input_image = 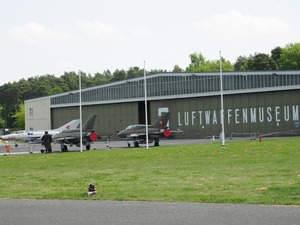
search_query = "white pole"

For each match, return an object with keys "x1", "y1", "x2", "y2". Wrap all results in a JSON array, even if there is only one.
[
  {"x1": 220, "y1": 51, "x2": 225, "y2": 146},
  {"x1": 144, "y1": 61, "x2": 149, "y2": 149},
  {"x1": 79, "y1": 70, "x2": 83, "y2": 152}
]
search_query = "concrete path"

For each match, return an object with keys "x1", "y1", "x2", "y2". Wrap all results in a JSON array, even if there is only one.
[
  {"x1": 0, "y1": 137, "x2": 244, "y2": 155},
  {"x1": 0, "y1": 199, "x2": 299, "y2": 225}
]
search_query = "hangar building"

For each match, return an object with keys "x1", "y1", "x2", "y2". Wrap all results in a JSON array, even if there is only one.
[{"x1": 25, "y1": 71, "x2": 300, "y2": 139}]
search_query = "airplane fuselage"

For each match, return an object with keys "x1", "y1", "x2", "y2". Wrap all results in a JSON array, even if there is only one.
[
  {"x1": 117, "y1": 125, "x2": 162, "y2": 139},
  {"x1": 52, "y1": 130, "x2": 90, "y2": 144},
  {"x1": 1, "y1": 130, "x2": 60, "y2": 142},
  {"x1": 0, "y1": 119, "x2": 80, "y2": 144}
]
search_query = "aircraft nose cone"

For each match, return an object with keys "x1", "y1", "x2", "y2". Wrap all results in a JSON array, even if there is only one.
[{"x1": 117, "y1": 130, "x2": 125, "y2": 137}]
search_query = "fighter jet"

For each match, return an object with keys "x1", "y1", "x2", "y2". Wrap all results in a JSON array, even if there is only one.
[
  {"x1": 0, "y1": 119, "x2": 80, "y2": 147},
  {"x1": 52, "y1": 114, "x2": 98, "y2": 152},
  {"x1": 117, "y1": 112, "x2": 172, "y2": 147}
]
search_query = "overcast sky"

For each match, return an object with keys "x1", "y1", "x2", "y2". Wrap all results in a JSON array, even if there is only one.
[{"x1": 0, "y1": 0, "x2": 299, "y2": 85}]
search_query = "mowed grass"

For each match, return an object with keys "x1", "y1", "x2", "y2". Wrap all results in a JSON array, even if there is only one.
[{"x1": 0, "y1": 138, "x2": 299, "y2": 205}]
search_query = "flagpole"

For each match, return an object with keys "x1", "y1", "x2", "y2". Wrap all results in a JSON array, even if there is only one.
[
  {"x1": 79, "y1": 70, "x2": 83, "y2": 152},
  {"x1": 144, "y1": 61, "x2": 149, "y2": 149},
  {"x1": 220, "y1": 51, "x2": 225, "y2": 146}
]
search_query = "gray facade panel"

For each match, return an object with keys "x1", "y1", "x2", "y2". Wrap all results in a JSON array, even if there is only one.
[
  {"x1": 150, "y1": 90, "x2": 300, "y2": 139},
  {"x1": 51, "y1": 107, "x2": 78, "y2": 129},
  {"x1": 50, "y1": 89, "x2": 300, "y2": 140},
  {"x1": 51, "y1": 102, "x2": 139, "y2": 140}
]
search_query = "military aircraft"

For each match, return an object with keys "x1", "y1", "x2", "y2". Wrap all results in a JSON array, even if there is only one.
[
  {"x1": 52, "y1": 114, "x2": 98, "y2": 152},
  {"x1": 117, "y1": 112, "x2": 173, "y2": 147},
  {"x1": 0, "y1": 119, "x2": 80, "y2": 147}
]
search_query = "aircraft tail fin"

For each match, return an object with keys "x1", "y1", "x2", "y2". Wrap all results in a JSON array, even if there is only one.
[
  {"x1": 56, "y1": 119, "x2": 80, "y2": 131},
  {"x1": 82, "y1": 114, "x2": 97, "y2": 131},
  {"x1": 152, "y1": 112, "x2": 171, "y2": 128}
]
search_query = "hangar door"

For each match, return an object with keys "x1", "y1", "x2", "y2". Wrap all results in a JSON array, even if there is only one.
[{"x1": 138, "y1": 101, "x2": 151, "y2": 124}]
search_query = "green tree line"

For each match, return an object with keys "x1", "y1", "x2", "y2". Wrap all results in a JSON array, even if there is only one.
[{"x1": 1, "y1": 43, "x2": 300, "y2": 130}]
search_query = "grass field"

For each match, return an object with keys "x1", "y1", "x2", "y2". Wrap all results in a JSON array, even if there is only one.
[{"x1": 0, "y1": 138, "x2": 299, "y2": 205}]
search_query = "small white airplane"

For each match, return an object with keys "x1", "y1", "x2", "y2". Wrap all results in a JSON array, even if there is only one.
[{"x1": 0, "y1": 119, "x2": 80, "y2": 147}]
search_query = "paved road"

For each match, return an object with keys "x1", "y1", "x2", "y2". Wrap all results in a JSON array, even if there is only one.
[
  {"x1": 0, "y1": 199, "x2": 299, "y2": 225},
  {"x1": 0, "y1": 132, "x2": 295, "y2": 156},
  {"x1": 0, "y1": 138, "x2": 221, "y2": 155}
]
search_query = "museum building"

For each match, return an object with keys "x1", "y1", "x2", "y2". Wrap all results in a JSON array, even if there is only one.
[{"x1": 25, "y1": 70, "x2": 300, "y2": 139}]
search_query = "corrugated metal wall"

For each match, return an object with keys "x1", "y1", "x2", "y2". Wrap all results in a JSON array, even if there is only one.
[{"x1": 51, "y1": 89, "x2": 300, "y2": 139}]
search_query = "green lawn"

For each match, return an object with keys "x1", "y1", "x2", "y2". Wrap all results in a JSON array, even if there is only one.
[{"x1": 0, "y1": 138, "x2": 299, "y2": 205}]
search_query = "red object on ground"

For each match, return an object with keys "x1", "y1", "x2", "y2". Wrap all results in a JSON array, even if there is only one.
[
  {"x1": 5, "y1": 142, "x2": 10, "y2": 153},
  {"x1": 163, "y1": 129, "x2": 171, "y2": 137},
  {"x1": 89, "y1": 132, "x2": 98, "y2": 141}
]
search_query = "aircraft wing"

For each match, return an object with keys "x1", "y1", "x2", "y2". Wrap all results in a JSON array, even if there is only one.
[
  {"x1": 54, "y1": 136, "x2": 77, "y2": 141},
  {"x1": 26, "y1": 138, "x2": 43, "y2": 144},
  {"x1": 54, "y1": 136, "x2": 79, "y2": 141},
  {"x1": 123, "y1": 132, "x2": 161, "y2": 140},
  {"x1": 168, "y1": 129, "x2": 184, "y2": 138},
  {"x1": 53, "y1": 133, "x2": 82, "y2": 143},
  {"x1": 96, "y1": 131, "x2": 113, "y2": 140},
  {"x1": 53, "y1": 135, "x2": 89, "y2": 149},
  {"x1": 122, "y1": 128, "x2": 183, "y2": 141},
  {"x1": 128, "y1": 133, "x2": 141, "y2": 137}
]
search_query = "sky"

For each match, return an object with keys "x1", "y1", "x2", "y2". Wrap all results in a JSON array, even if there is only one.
[{"x1": 0, "y1": 0, "x2": 299, "y2": 85}]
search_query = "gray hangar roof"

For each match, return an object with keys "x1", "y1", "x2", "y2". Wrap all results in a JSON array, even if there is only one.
[{"x1": 31, "y1": 71, "x2": 300, "y2": 108}]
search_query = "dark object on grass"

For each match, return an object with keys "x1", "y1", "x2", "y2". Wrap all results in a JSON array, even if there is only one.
[{"x1": 87, "y1": 183, "x2": 97, "y2": 195}]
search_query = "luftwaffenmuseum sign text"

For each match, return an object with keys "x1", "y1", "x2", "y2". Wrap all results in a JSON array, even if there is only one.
[{"x1": 178, "y1": 105, "x2": 299, "y2": 126}]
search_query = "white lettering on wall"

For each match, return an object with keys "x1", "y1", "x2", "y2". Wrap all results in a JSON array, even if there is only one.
[
  {"x1": 275, "y1": 106, "x2": 280, "y2": 122},
  {"x1": 235, "y1": 109, "x2": 240, "y2": 124},
  {"x1": 199, "y1": 111, "x2": 203, "y2": 125},
  {"x1": 227, "y1": 109, "x2": 232, "y2": 124},
  {"x1": 250, "y1": 108, "x2": 256, "y2": 123},
  {"x1": 267, "y1": 107, "x2": 272, "y2": 122},
  {"x1": 184, "y1": 112, "x2": 189, "y2": 125},
  {"x1": 284, "y1": 106, "x2": 289, "y2": 121},
  {"x1": 191, "y1": 111, "x2": 196, "y2": 125},
  {"x1": 259, "y1": 107, "x2": 264, "y2": 122},
  {"x1": 293, "y1": 105, "x2": 299, "y2": 120},
  {"x1": 177, "y1": 105, "x2": 299, "y2": 127},
  {"x1": 177, "y1": 112, "x2": 182, "y2": 126},
  {"x1": 205, "y1": 111, "x2": 210, "y2": 125},
  {"x1": 243, "y1": 108, "x2": 248, "y2": 123},
  {"x1": 178, "y1": 112, "x2": 182, "y2": 126},
  {"x1": 212, "y1": 110, "x2": 217, "y2": 124}
]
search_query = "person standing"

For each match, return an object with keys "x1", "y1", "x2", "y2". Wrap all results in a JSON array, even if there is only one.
[{"x1": 41, "y1": 131, "x2": 52, "y2": 153}]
